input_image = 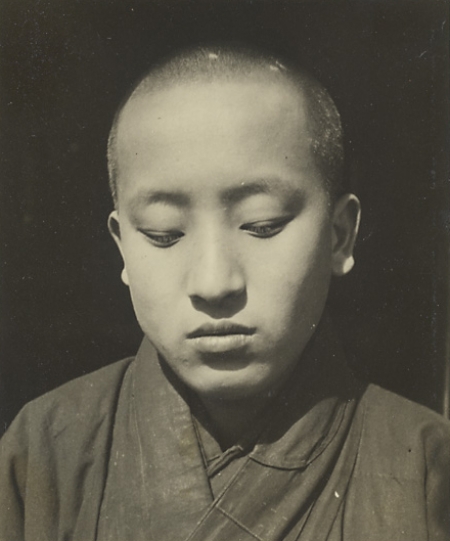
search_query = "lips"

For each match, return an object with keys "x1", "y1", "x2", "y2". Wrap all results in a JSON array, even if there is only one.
[
  {"x1": 187, "y1": 322, "x2": 255, "y2": 339},
  {"x1": 187, "y1": 322, "x2": 255, "y2": 353}
]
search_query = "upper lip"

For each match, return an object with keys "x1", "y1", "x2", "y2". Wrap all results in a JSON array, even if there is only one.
[{"x1": 187, "y1": 322, "x2": 255, "y2": 339}]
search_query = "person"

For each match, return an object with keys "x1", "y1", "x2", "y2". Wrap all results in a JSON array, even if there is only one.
[{"x1": 0, "y1": 44, "x2": 449, "y2": 541}]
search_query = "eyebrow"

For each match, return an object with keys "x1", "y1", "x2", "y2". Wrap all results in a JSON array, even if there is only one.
[
  {"x1": 221, "y1": 178, "x2": 304, "y2": 205},
  {"x1": 128, "y1": 177, "x2": 304, "y2": 211},
  {"x1": 129, "y1": 189, "x2": 190, "y2": 211}
]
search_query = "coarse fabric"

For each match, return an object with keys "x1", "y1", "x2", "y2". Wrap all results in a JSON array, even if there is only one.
[{"x1": 1, "y1": 320, "x2": 449, "y2": 541}]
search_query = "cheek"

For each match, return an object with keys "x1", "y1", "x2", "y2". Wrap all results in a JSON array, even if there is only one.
[
  {"x1": 254, "y1": 222, "x2": 331, "y2": 288},
  {"x1": 248, "y1": 221, "x2": 332, "y2": 320},
  {"x1": 121, "y1": 238, "x2": 179, "y2": 312}
]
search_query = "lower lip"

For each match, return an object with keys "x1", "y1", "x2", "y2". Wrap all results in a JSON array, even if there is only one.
[{"x1": 188, "y1": 334, "x2": 254, "y2": 353}]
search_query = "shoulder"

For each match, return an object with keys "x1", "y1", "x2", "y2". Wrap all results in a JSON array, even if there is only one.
[
  {"x1": 356, "y1": 384, "x2": 450, "y2": 477},
  {"x1": 361, "y1": 384, "x2": 450, "y2": 438},
  {"x1": 4, "y1": 356, "x2": 135, "y2": 444},
  {"x1": 347, "y1": 385, "x2": 450, "y2": 537},
  {"x1": 0, "y1": 357, "x2": 136, "y2": 533}
]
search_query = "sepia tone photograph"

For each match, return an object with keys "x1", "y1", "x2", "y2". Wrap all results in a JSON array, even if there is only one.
[{"x1": 0, "y1": 1, "x2": 449, "y2": 539}]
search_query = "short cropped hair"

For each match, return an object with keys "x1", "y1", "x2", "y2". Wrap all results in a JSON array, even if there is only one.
[{"x1": 107, "y1": 44, "x2": 345, "y2": 204}]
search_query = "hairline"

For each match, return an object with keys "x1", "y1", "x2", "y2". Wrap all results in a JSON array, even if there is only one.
[{"x1": 107, "y1": 47, "x2": 345, "y2": 207}]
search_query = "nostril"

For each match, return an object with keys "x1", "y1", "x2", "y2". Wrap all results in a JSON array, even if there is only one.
[
  {"x1": 186, "y1": 264, "x2": 245, "y2": 302},
  {"x1": 186, "y1": 235, "x2": 246, "y2": 302},
  {"x1": 190, "y1": 289, "x2": 247, "y2": 319}
]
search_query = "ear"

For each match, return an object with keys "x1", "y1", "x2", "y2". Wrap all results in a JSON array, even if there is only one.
[
  {"x1": 331, "y1": 194, "x2": 361, "y2": 276},
  {"x1": 108, "y1": 210, "x2": 129, "y2": 286}
]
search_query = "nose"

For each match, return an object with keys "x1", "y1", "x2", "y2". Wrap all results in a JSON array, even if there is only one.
[{"x1": 186, "y1": 232, "x2": 246, "y2": 310}]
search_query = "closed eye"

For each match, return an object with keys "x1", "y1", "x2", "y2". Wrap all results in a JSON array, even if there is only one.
[
  {"x1": 240, "y1": 217, "x2": 293, "y2": 238},
  {"x1": 139, "y1": 229, "x2": 184, "y2": 248}
]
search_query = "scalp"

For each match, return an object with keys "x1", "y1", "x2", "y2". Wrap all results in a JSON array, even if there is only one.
[{"x1": 108, "y1": 44, "x2": 344, "y2": 205}]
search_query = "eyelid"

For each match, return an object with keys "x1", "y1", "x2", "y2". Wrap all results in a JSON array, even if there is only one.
[
  {"x1": 138, "y1": 228, "x2": 184, "y2": 247},
  {"x1": 240, "y1": 216, "x2": 293, "y2": 237}
]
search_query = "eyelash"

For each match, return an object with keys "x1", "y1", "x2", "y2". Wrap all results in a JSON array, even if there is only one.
[
  {"x1": 139, "y1": 217, "x2": 292, "y2": 247},
  {"x1": 241, "y1": 217, "x2": 292, "y2": 238},
  {"x1": 139, "y1": 230, "x2": 185, "y2": 248}
]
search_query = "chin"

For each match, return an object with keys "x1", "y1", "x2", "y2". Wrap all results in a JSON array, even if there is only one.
[{"x1": 187, "y1": 366, "x2": 275, "y2": 402}]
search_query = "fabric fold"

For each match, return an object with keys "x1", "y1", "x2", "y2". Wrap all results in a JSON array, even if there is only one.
[{"x1": 97, "y1": 317, "x2": 368, "y2": 541}]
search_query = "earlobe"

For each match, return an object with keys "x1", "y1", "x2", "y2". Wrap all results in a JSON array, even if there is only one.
[
  {"x1": 121, "y1": 268, "x2": 130, "y2": 286},
  {"x1": 108, "y1": 210, "x2": 129, "y2": 286},
  {"x1": 331, "y1": 194, "x2": 361, "y2": 276},
  {"x1": 341, "y1": 255, "x2": 355, "y2": 275}
]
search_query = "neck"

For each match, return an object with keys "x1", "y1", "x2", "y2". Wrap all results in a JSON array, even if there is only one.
[{"x1": 198, "y1": 392, "x2": 274, "y2": 450}]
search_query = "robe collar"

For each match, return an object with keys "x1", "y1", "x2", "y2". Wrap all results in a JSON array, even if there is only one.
[
  {"x1": 133, "y1": 313, "x2": 363, "y2": 472},
  {"x1": 98, "y1": 313, "x2": 366, "y2": 541}
]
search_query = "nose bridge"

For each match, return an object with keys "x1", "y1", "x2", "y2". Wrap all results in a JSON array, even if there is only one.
[{"x1": 187, "y1": 226, "x2": 244, "y2": 301}]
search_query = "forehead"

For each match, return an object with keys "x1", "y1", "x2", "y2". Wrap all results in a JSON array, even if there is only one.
[
  {"x1": 114, "y1": 78, "x2": 323, "y2": 204},
  {"x1": 119, "y1": 77, "x2": 307, "y2": 139}
]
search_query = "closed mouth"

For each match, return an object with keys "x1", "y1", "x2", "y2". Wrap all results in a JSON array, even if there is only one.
[{"x1": 187, "y1": 322, "x2": 255, "y2": 339}]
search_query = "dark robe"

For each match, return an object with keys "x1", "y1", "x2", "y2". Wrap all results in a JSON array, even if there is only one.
[{"x1": 1, "y1": 320, "x2": 449, "y2": 541}]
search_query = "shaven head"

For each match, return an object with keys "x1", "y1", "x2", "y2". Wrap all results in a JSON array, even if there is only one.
[{"x1": 107, "y1": 44, "x2": 344, "y2": 205}]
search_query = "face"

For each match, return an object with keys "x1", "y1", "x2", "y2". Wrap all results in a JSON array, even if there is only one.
[{"x1": 110, "y1": 78, "x2": 358, "y2": 402}]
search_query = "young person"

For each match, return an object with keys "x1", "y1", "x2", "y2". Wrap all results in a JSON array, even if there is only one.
[{"x1": 1, "y1": 44, "x2": 449, "y2": 541}]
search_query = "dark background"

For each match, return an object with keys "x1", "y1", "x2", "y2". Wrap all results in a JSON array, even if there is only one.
[{"x1": 1, "y1": 0, "x2": 449, "y2": 433}]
